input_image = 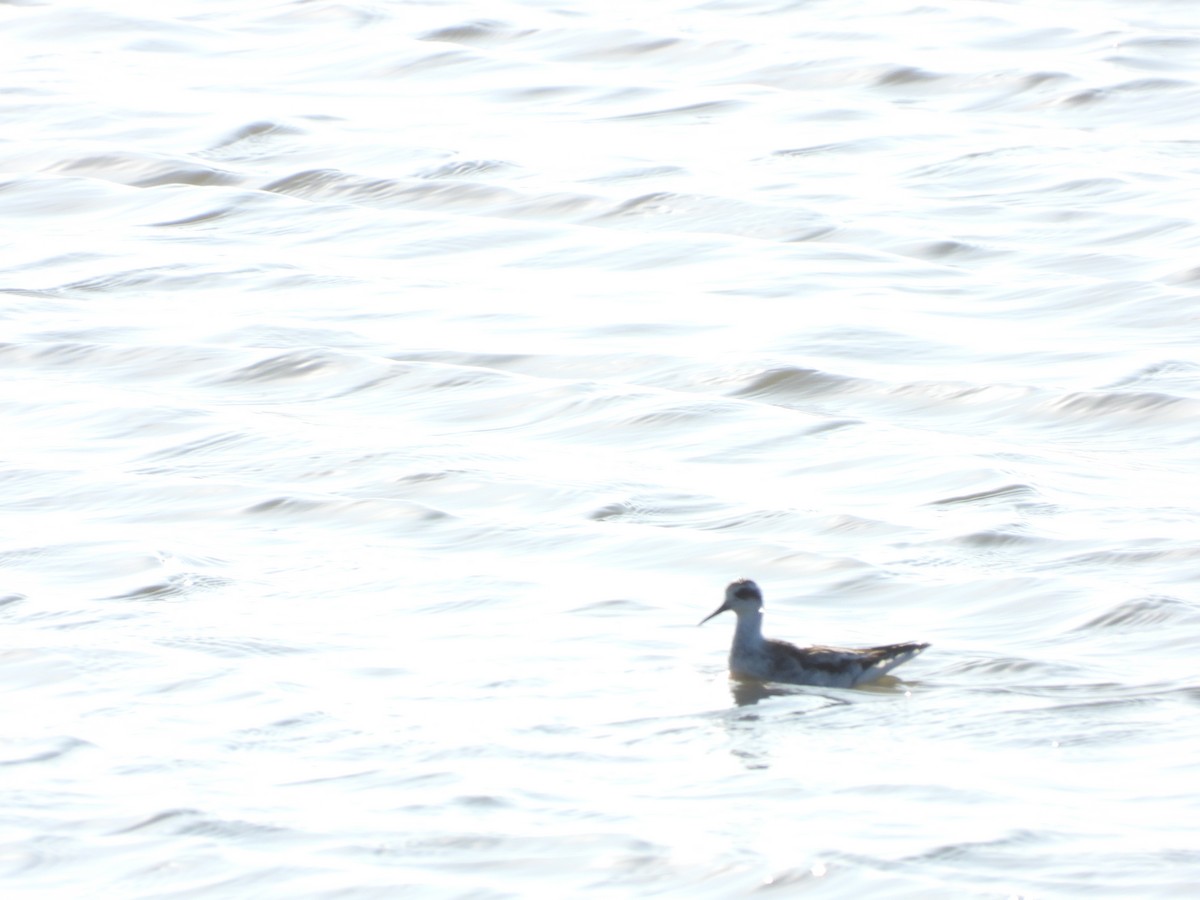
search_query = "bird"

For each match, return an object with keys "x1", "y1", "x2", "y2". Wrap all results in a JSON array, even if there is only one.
[{"x1": 699, "y1": 578, "x2": 928, "y2": 687}]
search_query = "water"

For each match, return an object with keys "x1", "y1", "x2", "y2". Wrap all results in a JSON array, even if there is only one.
[{"x1": 3, "y1": 0, "x2": 1200, "y2": 895}]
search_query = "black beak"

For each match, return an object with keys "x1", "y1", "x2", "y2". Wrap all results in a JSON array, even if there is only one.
[{"x1": 698, "y1": 601, "x2": 731, "y2": 626}]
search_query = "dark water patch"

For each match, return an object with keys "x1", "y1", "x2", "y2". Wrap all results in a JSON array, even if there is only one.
[
  {"x1": 419, "y1": 367, "x2": 509, "y2": 391},
  {"x1": 685, "y1": 417, "x2": 861, "y2": 466},
  {"x1": 384, "y1": 830, "x2": 665, "y2": 876},
  {"x1": 228, "y1": 350, "x2": 335, "y2": 382},
  {"x1": 880, "y1": 378, "x2": 1024, "y2": 414},
  {"x1": 726, "y1": 681, "x2": 860, "y2": 709},
  {"x1": 455, "y1": 794, "x2": 510, "y2": 809},
  {"x1": 1118, "y1": 35, "x2": 1200, "y2": 54},
  {"x1": 0, "y1": 736, "x2": 93, "y2": 767},
  {"x1": 1053, "y1": 78, "x2": 1200, "y2": 123},
  {"x1": 394, "y1": 469, "x2": 460, "y2": 485},
  {"x1": 587, "y1": 494, "x2": 726, "y2": 526},
  {"x1": 1056, "y1": 176, "x2": 1126, "y2": 194},
  {"x1": 893, "y1": 238, "x2": 998, "y2": 262},
  {"x1": 112, "y1": 808, "x2": 204, "y2": 834},
  {"x1": 575, "y1": 35, "x2": 682, "y2": 59},
  {"x1": 243, "y1": 495, "x2": 450, "y2": 525},
  {"x1": 1014, "y1": 70, "x2": 1073, "y2": 91},
  {"x1": 281, "y1": 768, "x2": 390, "y2": 791},
  {"x1": 498, "y1": 84, "x2": 592, "y2": 103},
  {"x1": 143, "y1": 672, "x2": 232, "y2": 696},
  {"x1": 903, "y1": 828, "x2": 1045, "y2": 864},
  {"x1": 204, "y1": 350, "x2": 386, "y2": 400},
  {"x1": 702, "y1": 509, "x2": 797, "y2": 533},
  {"x1": 1101, "y1": 359, "x2": 1200, "y2": 394},
  {"x1": 114, "y1": 808, "x2": 295, "y2": 841},
  {"x1": 231, "y1": 712, "x2": 342, "y2": 747},
  {"x1": 540, "y1": 28, "x2": 747, "y2": 66},
  {"x1": 244, "y1": 495, "x2": 335, "y2": 516},
  {"x1": 142, "y1": 432, "x2": 254, "y2": 462},
  {"x1": 0, "y1": 288, "x2": 78, "y2": 306},
  {"x1": 950, "y1": 529, "x2": 1043, "y2": 550},
  {"x1": 419, "y1": 19, "x2": 535, "y2": 47},
  {"x1": 6, "y1": 340, "x2": 107, "y2": 369},
  {"x1": 1072, "y1": 595, "x2": 1200, "y2": 632},
  {"x1": 0, "y1": 342, "x2": 232, "y2": 389},
  {"x1": 1058, "y1": 88, "x2": 1106, "y2": 107},
  {"x1": 1106, "y1": 77, "x2": 1196, "y2": 94},
  {"x1": 772, "y1": 137, "x2": 900, "y2": 158},
  {"x1": 263, "y1": 167, "x2": 519, "y2": 213},
  {"x1": 202, "y1": 120, "x2": 306, "y2": 157},
  {"x1": 949, "y1": 69, "x2": 1075, "y2": 112},
  {"x1": 391, "y1": 348, "x2": 528, "y2": 369},
  {"x1": 47, "y1": 152, "x2": 242, "y2": 188},
  {"x1": 149, "y1": 203, "x2": 249, "y2": 228},
  {"x1": 623, "y1": 402, "x2": 738, "y2": 431},
  {"x1": 730, "y1": 366, "x2": 860, "y2": 402},
  {"x1": 417, "y1": 159, "x2": 516, "y2": 180},
  {"x1": 101, "y1": 574, "x2": 230, "y2": 602},
  {"x1": 879, "y1": 829, "x2": 1058, "y2": 891},
  {"x1": 589, "y1": 502, "x2": 635, "y2": 521},
  {"x1": 928, "y1": 483, "x2": 1038, "y2": 507},
  {"x1": 875, "y1": 65, "x2": 945, "y2": 87},
  {"x1": 946, "y1": 656, "x2": 1078, "y2": 680},
  {"x1": 1038, "y1": 389, "x2": 1196, "y2": 429},
  {"x1": 62, "y1": 264, "x2": 210, "y2": 293}
]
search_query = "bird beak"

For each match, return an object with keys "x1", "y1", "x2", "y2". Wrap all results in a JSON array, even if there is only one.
[{"x1": 698, "y1": 601, "x2": 731, "y2": 626}]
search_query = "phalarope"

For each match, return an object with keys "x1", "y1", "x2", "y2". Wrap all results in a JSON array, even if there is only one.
[{"x1": 700, "y1": 579, "x2": 928, "y2": 687}]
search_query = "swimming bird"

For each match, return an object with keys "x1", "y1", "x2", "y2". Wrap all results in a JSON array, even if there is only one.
[{"x1": 700, "y1": 578, "x2": 928, "y2": 687}]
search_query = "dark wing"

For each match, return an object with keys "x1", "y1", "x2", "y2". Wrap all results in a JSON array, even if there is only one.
[{"x1": 772, "y1": 640, "x2": 929, "y2": 684}]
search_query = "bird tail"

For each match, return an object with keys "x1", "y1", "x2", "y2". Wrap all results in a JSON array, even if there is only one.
[{"x1": 868, "y1": 642, "x2": 929, "y2": 679}]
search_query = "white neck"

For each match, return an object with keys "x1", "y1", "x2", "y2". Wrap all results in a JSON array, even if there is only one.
[{"x1": 730, "y1": 606, "x2": 766, "y2": 654}]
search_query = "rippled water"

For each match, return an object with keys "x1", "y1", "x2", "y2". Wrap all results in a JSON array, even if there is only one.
[{"x1": 4, "y1": 0, "x2": 1200, "y2": 895}]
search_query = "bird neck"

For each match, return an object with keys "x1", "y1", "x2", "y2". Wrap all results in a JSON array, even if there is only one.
[{"x1": 731, "y1": 606, "x2": 766, "y2": 653}]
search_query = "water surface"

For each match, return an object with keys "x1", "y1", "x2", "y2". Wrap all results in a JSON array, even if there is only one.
[{"x1": 3, "y1": 0, "x2": 1200, "y2": 895}]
